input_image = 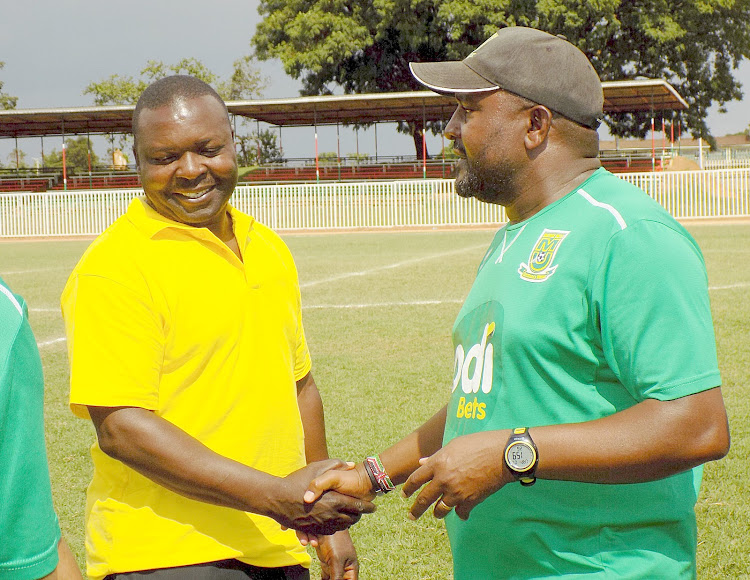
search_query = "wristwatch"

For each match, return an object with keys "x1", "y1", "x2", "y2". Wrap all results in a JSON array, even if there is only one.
[{"x1": 504, "y1": 427, "x2": 538, "y2": 486}]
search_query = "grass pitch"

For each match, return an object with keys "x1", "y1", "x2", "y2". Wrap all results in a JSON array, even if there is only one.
[{"x1": 1, "y1": 223, "x2": 747, "y2": 578}]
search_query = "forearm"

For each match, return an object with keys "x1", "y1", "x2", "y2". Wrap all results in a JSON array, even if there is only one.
[
  {"x1": 42, "y1": 537, "x2": 83, "y2": 580},
  {"x1": 297, "y1": 372, "x2": 330, "y2": 463},
  {"x1": 378, "y1": 405, "x2": 447, "y2": 485},
  {"x1": 402, "y1": 388, "x2": 730, "y2": 521},
  {"x1": 89, "y1": 406, "x2": 281, "y2": 516},
  {"x1": 436, "y1": 387, "x2": 730, "y2": 486},
  {"x1": 534, "y1": 387, "x2": 730, "y2": 484}
]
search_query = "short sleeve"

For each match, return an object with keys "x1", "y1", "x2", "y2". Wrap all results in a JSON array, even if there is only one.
[
  {"x1": 591, "y1": 220, "x2": 721, "y2": 401},
  {"x1": 290, "y1": 259, "x2": 312, "y2": 382},
  {"x1": 63, "y1": 274, "x2": 164, "y2": 418},
  {"x1": 258, "y1": 225, "x2": 313, "y2": 382}
]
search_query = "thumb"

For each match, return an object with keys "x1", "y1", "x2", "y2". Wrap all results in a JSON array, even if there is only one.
[{"x1": 304, "y1": 471, "x2": 337, "y2": 503}]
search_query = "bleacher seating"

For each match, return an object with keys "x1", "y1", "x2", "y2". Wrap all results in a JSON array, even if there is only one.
[
  {"x1": 0, "y1": 170, "x2": 141, "y2": 193},
  {"x1": 48, "y1": 173, "x2": 141, "y2": 191},
  {"x1": 241, "y1": 161, "x2": 456, "y2": 183},
  {"x1": 0, "y1": 175, "x2": 57, "y2": 192},
  {"x1": 600, "y1": 156, "x2": 664, "y2": 173},
  {"x1": 0, "y1": 153, "x2": 671, "y2": 193}
]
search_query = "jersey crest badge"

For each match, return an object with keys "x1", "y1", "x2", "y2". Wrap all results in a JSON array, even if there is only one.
[{"x1": 518, "y1": 229, "x2": 570, "y2": 282}]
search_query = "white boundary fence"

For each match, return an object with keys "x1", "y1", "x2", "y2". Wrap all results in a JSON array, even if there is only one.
[{"x1": 1, "y1": 169, "x2": 749, "y2": 238}]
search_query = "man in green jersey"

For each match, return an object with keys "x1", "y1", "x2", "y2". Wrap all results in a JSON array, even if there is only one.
[
  {"x1": 302, "y1": 27, "x2": 731, "y2": 579},
  {"x1": 1, "y1": 277, "x2": 82, "y2": 580}
]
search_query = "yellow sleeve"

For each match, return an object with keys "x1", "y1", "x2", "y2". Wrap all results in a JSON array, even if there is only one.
[
  {"x1": 63, "y1": 273, "x2": 164, "y2": 419},
  {"x1": 255, "y1": 221, "x2": 313, "y2": 382},
  {"x1": 290, "y1": 254, "x2": 312, "y2": 381}
]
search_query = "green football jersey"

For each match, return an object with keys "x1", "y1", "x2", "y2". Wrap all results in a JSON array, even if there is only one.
[
  {"x1": 444, "y1": 169, "x2": 720, "y2": 579},
  {"x1": 0, "y1": 278, "x2": 60, "y2": 579}
]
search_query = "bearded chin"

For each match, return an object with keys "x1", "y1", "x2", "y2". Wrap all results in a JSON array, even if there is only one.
[
  {"x1": 455, "y1": 173, "x2": 481, "y2": 199},
  {"x1": 454, "y1": 160, "x2": 481, "y2": 199},
  {"x1": 454, "y1": 158, "x2": 515, "y2": 206}
]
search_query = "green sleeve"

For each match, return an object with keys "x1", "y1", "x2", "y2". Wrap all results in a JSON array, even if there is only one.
[{"x1": 591, "y1": 220, "x2": 721, "y2": 401}]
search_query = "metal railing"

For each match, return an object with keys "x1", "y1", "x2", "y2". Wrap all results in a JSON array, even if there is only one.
[
  {"x1": 1, "y1": 169, "x2": 748, "y2": 238},
  {"x1": 621, "y1": 168, "x2": 750, "y2": 219}
]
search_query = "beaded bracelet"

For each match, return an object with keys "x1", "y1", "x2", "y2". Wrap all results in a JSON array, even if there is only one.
[{"x1": 364, "y1": 455, "x2": 395, "y2": 494}]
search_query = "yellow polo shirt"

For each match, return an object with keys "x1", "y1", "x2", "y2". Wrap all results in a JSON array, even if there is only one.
[{"x1": 62, "y1": 198, "x2": 312, "y2": 579}]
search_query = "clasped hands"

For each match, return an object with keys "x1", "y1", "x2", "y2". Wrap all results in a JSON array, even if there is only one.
[{"x1": 296, "y1": 432, "x2": 511, "y2": 545}]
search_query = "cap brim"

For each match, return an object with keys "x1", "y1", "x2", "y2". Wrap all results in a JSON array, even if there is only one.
[{"x1": 409, "y1": 61, "x2": 499, "y2": 94}]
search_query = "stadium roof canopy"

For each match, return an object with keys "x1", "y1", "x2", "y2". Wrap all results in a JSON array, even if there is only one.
[{"x1": 0, "y1": 79, "x2": 687, "y2": 139}]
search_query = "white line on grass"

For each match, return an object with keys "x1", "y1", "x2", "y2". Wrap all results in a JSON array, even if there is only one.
[
  {"x1": 300, "y1": 244, "x2": 489, "y2": 288},
  {"x1": 30, "y1": 307, "x2": 60, "y2": 313},
  {"x1": 0, "y1": 266, "x2": 71, "y2": 275},
  {"x1": 709, "y1": 282, "x2": 750, "y2": 290},
  {"x1": 37, "y1": 337, "x2": 66, "y2": 348}
]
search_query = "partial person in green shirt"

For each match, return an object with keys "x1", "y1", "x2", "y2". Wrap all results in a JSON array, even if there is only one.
[
  {"x1": 302, "y1": 27, "x2": 731, "y2": 579},
  {"x1": 0, "y1": 277, "x2": 82, "y2": 580}
]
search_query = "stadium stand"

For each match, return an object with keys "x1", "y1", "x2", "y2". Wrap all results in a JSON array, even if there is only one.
[
  {"x1": 48, "y1": 172, "x2": 141, "y2": 191},
  {"x1": 599, "y1": 156, "x2": 664, "y2": 173},
  {"x1": 0, "y1": 174, "x2": 58, "y2": 192},
  {"x1": 0, "y1": 170, "x2": 140, "y2": 192},
  {"x1": 240, "y1": 160, "x2": 456, "y2": 183}
]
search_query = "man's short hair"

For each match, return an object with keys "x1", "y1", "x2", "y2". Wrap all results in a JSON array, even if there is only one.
[{"x1": 132, "y1": 75, "x2": 229, "y2": 136}]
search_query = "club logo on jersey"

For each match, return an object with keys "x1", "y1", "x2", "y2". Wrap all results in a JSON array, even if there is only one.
[{"x1": 518, "y1": 229, "x2": 570, "y2": 282}]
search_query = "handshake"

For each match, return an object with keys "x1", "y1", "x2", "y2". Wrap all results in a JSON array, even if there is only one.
[
  {"x1": 274, "y1": 458, "x2": 379, "y2": 542},
  {"x1": 278, "y1": 428, "x2": 510, "y2": 542}
]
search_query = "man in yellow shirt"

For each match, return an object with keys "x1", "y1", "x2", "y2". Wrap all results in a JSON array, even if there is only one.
[{"x1": 61, "y1": 75, "x2": 373, "y2": 580}]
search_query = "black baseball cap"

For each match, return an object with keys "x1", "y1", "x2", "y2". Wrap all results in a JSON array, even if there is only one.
[{"x1": 409, "y1": 27, "x2": 603, "y2": 129}]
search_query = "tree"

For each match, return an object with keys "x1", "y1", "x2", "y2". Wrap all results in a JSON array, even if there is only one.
[
  {"x1": 236, "y1": 129, "x2": 284, "y2": 166},
  {"x1": 0, "y1": 61, "x2": 17, "y2": 110},
  {"x1": 217, "y1": 56, "x2": 265, "y2": 101},
  {"x1": 84, "y1": 57, "x2": 264, "y2": 106},
  {"x1": 252, "y1": 0, "x2": 750, "y2": 150},
  {"x1": 85, "y1": 57, "x2": 266, "y2": 153},
  {"x1": 6, "y1": 149, "x2": 27, "y2": 169},
  {"x1": 44, "y1": 136, "x2": 100, "y2": 174}
]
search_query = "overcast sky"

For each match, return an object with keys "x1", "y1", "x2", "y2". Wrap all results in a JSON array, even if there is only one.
[{"x1": 1, "y1": 0, "x2": 749, "y2": 163}]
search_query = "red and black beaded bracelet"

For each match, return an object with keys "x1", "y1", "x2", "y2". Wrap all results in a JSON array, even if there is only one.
[{"x1": 364, "y1": 455, "x2": 395, "y2": 494}]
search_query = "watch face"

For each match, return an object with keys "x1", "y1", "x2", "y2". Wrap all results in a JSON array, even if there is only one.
[{"x1": 507, "y1": 442, "x2": 536, "y2": 472}]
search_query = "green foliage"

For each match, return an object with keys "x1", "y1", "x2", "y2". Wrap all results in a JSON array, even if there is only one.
[
  {"x1": 252, "y1": 0, "x2": 750, "y2": 143},
  {"x1": 216, "y1": 56, "x2": 266, "y2": 101},
  {"x1": 5, "y1": 149, "x2": 27, "y2": 169},
  {"x1": 84, "y1": 57, "x2": 265, "y2": 106},
  {"x1": 236, "y1": 128, "x2": 284, "y2": 165},
  {"x1": 82, "y1": 73, "x2": 144, "y2": 106},
  {"x1": 439, "y1": 141, "x2": 460, "y2": 159},
  {"x1": 0, "y1": 60, "x2": 17, "y2": 110},
  {"x1": 43, "y1": 136, "x2": 100, "y2": 173},
  {"x1": 318, "y1": 151, "x2": 341, "y2": 164}
]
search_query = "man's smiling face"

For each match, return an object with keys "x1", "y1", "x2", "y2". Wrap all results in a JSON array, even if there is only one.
[{"x1": 133, "y1": 94, "x2": 238, "y2": 235}]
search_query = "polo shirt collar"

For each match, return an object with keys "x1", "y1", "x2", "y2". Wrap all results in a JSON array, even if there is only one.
[{"x1": 127, "y1": 197, "x2": 255, "y2": 248}]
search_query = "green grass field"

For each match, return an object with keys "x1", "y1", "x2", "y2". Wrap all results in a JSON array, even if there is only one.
[{"x1": 1, "y1": 223, "x2": 748, "y2": 578}]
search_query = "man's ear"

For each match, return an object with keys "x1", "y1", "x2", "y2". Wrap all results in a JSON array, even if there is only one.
[
  {"x1": 525, "y1": 106, "x2": 553, "y2": 150},
  {"x1": 132, "y1": 141, "x2": 139, "y2": 170}
]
